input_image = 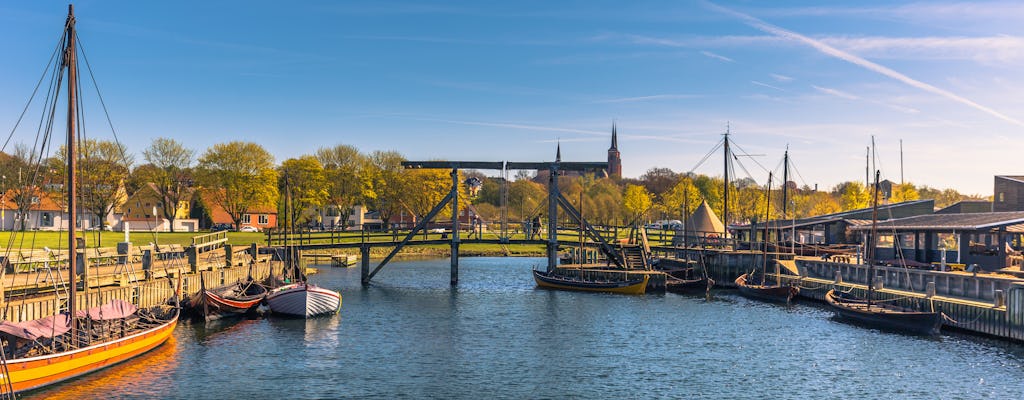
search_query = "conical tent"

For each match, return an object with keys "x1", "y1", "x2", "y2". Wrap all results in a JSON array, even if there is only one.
[{"x1": 685, "y1": 200, "x2": 725, "y2": 236}]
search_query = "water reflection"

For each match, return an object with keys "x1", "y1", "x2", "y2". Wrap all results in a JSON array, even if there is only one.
[{"x1": 25, "y1": 337, "x2": 179, "y2": 400}]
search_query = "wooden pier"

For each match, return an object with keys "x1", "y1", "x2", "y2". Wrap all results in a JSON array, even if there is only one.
[
  {"x1": 661, "y1": 247, "x2": 1024, "y2": 342},
  {"x1": 1, "y1": 242, "x2": 275, "y2": 323}
]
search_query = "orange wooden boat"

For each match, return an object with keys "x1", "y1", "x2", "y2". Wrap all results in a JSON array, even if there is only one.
[
  {"x1": 1, "y1": 305, "x2": 179, "y2": 393},
  {"x1": 0, "y1": 6, "x2": 179, "y2": 395}
]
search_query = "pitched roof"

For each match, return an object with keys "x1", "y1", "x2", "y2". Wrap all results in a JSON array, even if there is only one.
[
  {"x1": 996, "y1": 175, "x2": 1024, "y2": 184},
  {"x1": 848, "y1": 211, "x2": 1024, "y2": 232}
]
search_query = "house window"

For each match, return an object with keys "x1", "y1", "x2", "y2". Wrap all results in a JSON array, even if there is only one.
[
  {"x1": 877, "y1": 234, "x2": 894, "y2": 248},
  {"x1": 243, "y1": 214, "x2": 251, "y2": 224},
  {"x1": 999, "y1": 192, "x2": 1005, "y2": 202},
  {"x1": 258, "y1": 214, "x2": 269, "y2": 224},
  {"x1": 41, "y1": 212, "x2": 53, "y2": 227}
]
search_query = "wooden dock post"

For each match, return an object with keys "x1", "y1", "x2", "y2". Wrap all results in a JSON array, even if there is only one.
[
  {"x1": 360, "y1": 244, "x2": 371, "y2": 285},
  {"x1": 187, "y1": 246, "x2": 198, "y2": 273},
  {"x1": 451, "y1": 167, "x2": 460, "y2": 285},
  {"x1": 547, "y1": 163, "x2": 559, "y2": 272}
]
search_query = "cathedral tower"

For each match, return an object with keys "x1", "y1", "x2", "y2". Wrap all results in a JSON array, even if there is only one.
[{"x1": 607, "y1": 122, "x2": 622, "y2": 178}]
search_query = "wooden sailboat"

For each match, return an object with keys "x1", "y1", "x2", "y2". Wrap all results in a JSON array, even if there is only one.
[
  {"x1": 265, "y1": 176, "x2": 341, "y2": 318},
  {"x1": 186, "y1": 274, "x2": 267, "y2": 321},
  {"x1": 735, "y1": 172, "x2": 800, "y2": 303},
  {"x1": 663, "y1": 188, "x2": 713, "y2": 294},
  {"x1": 532, "y1": 269, "x2": 649, "y2": 295},
  {"x1": 0, "y1": 6, "x2": 178, "y2": 394},
  {"x1": 825, "y1": 171, "x2": 942, "y2": 335}
]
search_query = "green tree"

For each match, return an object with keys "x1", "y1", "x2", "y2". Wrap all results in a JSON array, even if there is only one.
[
  {"x1": 623, "y1": 184, "x2": 652, "y2": 223},
  {"x1": 279, "y1": 156, "x2": 330, "y2": 228},
  {"x1": 838, "y1": 181, "x2": 870, "y2": 211},
  {"x1": 890, "y1": 183, "x2": 920, "y2": 203},
  {"x1": 52, "y1": 139, "x2": 132, "y2": 245},
  {"x1": 316, "y1": 144, "x2": 373, "y2": 228},
  {"x1": 195, "y1": 141, "x2": 278, "y2": 230},
  {"x1": 661, "y1": 177, "x2": 701, "y2": 220},
  {"x1": 367, "y1": 150, "x2": 406, "y2": 226},
  {"x1": 137, "y1": 138, "x2": 194, "y2": 232}
]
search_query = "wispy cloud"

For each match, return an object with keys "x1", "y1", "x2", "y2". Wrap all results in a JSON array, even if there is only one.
[
  {"x1": 812, "y1": 85, "x2": 859, "y2": 100},
  {"x1": 705, "y1": 1, "x2": 1024, "y2": 127},
  {"x1": 594, "y1": 94, "x2": 702, "y2": 103},
  {"x1": 752, "y1": 81, "x2": 785, "y2": 91},
  {"x1": 812, "y1": 85, "x2": 919, "y2": 114},
  {"x1": 770, "y1": 73, "x2": 793, "y2": 82},
  {"x1": 820, "y1": 35, "x2": 1024, "y2": 64},
  {"x1": 701, "y1": 50, "x2": 733, "y2": 62}
]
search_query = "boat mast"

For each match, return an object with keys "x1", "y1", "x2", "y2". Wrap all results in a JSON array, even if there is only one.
[
  {"x1": 867, "y1": 170, "x2": 881, "y2": 307},
  {"x1": 722, "y1": 125, "x2": 729, "y2": 240},
  {"x1": 762, "y1": 172, "x2": 772, "y2": 284},
  {"x1": 781, "y1": 146, "x2": 788, "y2": 220},
  {"x1": 64, "y1": 4, "x2": 80, "y2": 346}
]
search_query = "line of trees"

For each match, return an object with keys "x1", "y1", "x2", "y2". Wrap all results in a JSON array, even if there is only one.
[{"x1": 0, "y1": 140, "x2": 987, "y2": 233}]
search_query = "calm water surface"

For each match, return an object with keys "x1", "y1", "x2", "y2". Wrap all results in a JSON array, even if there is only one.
[{"x1": 27, "y1": 257, "x2": 1024, "y2": 399}]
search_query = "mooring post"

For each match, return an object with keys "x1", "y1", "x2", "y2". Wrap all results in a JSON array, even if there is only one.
[
  {"x1": 451, "y1": 167, "x2": 460, "y2": 285},
  {"x1": 360, "y1": 244, "x2": 371, "y2": 285},
  {"x1": 547, "y1": 164, "x2": 559, "y2": 272}
]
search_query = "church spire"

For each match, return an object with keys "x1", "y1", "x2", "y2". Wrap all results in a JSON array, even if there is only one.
[
  {"x1": 556, "y1": 140, "x2": 561, "y2": 162},
  {"x1": 611, "y1": 121, "x2": 618, "y2": 150}
]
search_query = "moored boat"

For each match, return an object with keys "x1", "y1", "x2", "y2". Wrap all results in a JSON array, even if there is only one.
[
  {"x1": 533, "y1": 269, "x2": 648, "y2": 295},
  {"x1": 823, "y1": 171, "x2": 943, "y2": 336},
  {"x1": 664, "y1": 268, "x2": 713, "y2": 294},
  {"x1": 735, "y1": 273, "x2": 799, "y2": 304},
  {"x1": 266, "y1": 282, "x2": 342, "y2": 318},
  {"x1": 0, "y1": 302, "x2": 179, "y2": 393},
  {"x1": 187, "y1": 278, "x2": 267, "y2": 321},
  {"x1": 734, "y1": 172, "x2": 800, "y2": 304},
  {"x1": 0, "y1": 6, "x2": 179, "y2": 395},
  {"x1": 824, "y1": 289, "x2": 942, "y2": 336}
]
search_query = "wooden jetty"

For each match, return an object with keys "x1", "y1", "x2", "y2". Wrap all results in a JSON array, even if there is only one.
[
  {"x1": 657, "y1": 247, "x2": 1024, "y2": 342},
  {"x1": 2, "y1": 239, "x2": 275, "y2": 323}
]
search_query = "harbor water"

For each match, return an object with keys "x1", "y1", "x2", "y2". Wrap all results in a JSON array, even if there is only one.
[{"x1": 26, "y1": 257, "x2": 1024, "y2": 399}]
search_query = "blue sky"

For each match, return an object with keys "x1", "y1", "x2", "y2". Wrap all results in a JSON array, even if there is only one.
[{"x1": 1, "y1": 1, "x2": 1022, "y2": 195}]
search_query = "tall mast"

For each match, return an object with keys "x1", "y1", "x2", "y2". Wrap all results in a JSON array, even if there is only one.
[
  {"x1": 65, "y1": 4, "x2": 79, "y2": 346},
  {"x1": 867, "y1": 170, "x2": 881, "y2": 307},
  {"x1": 865, "y1": 146, "x2": 869, "y2": 188},
  {"x1": 723, "y1": 125, "x2": 730, "y2": 239},
  {"x1": 762, "y1": 172, "x2": 772, "y2": 283},
  {"x1": 900, "y1": 139, "x2": 904, "y2": 185},
  {"x1": 782, "y1": 146, "x2": 789, "y2": 219}
]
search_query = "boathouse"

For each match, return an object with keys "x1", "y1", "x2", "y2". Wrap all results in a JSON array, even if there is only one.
[
  {"x1": 735, "y1": 199, "x2": 935, "y2": 246},
  {"x1": 993, "y1": 175, "x2": 1024, "y2": 212},
  {"x1": 849, "y1": 211, "x2": 1024, "y2": 273}
]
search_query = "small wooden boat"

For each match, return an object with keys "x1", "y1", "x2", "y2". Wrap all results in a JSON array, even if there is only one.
[
  {"x1": 188, "y1": 278, "x2": 268, "y2": 321},
  {"x1": 664, "y1": 268, "x2": 713, "y2": 294},
  {"x1": 533, "y1": 269, "x2": 649, "y2": 295},
  {"x1": 266, "y1": 282, "x2": 342, "y2": 318},
  {"x1": 735, "y1": 273, "x2": 799, "y2": 304},
  {"x1": 825, "y1": 289, "x2": 942, "y2": 336}
]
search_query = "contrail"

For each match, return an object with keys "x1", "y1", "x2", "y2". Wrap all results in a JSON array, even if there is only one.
[{"x1": 705, "y1": 1, "x2": 1024, "y2": 127}]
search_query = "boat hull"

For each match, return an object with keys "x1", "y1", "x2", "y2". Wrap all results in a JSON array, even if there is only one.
[
  {"x1": 533, "y1": 270, "x2": 648, "y2": 295},
  {"x1": 735, "y1": 274, "x2": 799, "y2": 304},
  {"x1": 266, "y1": 283, "x2": 341, "y2": 318},
  {"x1": 825, "y1": 289, "x2": 942, "y2": 336},
  {"x1": 5, "y1": 307, "x2": 179, "y2": 394},
  {"x1": 189, "y1": 282, "x2": 267, "y2": 321}
]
